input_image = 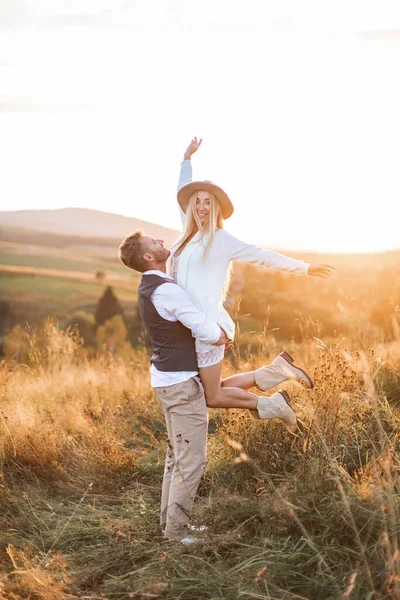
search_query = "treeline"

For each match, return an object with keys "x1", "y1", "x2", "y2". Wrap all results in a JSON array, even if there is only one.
[
  {"x1": 2, "y1": 252, "x2": 400, "y2": 361},
  {"x1": 230, "y1": 256, "x2": 400, "y2": 346},
  {"x1": 1, "y1": 286, "x2": 145, "y2": 361}
]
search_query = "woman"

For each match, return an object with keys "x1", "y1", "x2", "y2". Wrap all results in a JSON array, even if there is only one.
[{"x1": 169, "y1": 137, "x2": 335, "y2": 427}]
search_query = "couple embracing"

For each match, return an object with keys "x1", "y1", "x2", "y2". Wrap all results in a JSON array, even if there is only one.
[{"x1": 118, "y1": 137, "x2": 334, "y2": 542}]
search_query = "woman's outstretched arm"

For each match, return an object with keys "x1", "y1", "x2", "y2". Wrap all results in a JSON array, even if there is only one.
[{"x1": 224, "y1": 231, "x2": 335, "y2": 278}]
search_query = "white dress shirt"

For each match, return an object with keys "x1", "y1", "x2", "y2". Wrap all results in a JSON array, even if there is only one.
[{"x1": 144, "y1": 270, "x2": 221, "y2": 388}]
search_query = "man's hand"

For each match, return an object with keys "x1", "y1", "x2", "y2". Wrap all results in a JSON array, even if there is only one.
[
  {"x1": 183, "y1": 136, "x2": 202, "y2": 160},
  {"x1": 308, "y1": 264, "x2": 336, "y2": 279},
  {"x1": 214, "y1": 327, "x2": 232, "y2": 346}
]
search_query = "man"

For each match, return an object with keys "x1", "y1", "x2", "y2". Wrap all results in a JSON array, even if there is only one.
[{"x1": 118, "y1": 231, "x2": 298, "y2": 542}]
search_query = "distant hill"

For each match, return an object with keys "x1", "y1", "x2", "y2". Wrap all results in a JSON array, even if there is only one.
[{"x1": 0, "y1": 208, "x2": 180, "y2": 248}]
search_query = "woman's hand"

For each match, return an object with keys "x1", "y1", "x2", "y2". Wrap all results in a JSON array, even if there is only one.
[
  {"x1": 215, "y1": 327, "x2": 232, "y2": 346},
  {"x1": 183, "y1": 136, "x2": 202, "y2": 160},
  {"x1": 308, "y1": 264, "x2": 336, "y2": 278}
]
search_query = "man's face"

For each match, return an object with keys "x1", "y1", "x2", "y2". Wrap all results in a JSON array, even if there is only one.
[{"x1": 142, "y1": 236, "x2": 170, "y2": 264}]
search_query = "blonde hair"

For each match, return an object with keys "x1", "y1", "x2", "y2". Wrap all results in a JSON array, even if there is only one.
[{"x1": 174, "y1": 192, "x2": 224, "y2": 260}]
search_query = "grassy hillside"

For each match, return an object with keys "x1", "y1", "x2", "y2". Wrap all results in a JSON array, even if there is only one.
[
  {"x1": 1, "y1": 239, "x2": 400, "y2": 343},
  {"x1": 0, "y1": 240, "x2": 139, "y2": 324},
  {"x1": 0, "y1": 241, "x2": 130, "y2": 275},
  {"x1": 0, "y1": 207, "x2": 180, "y2": 248},
  {"x1": 0, "y1": 323, "x2": 399, "y2": 599},
  {"x1": 0, "y1": 236, "x2": 399, "y2": 598},
  {"x1": 1, "y1": 274, "x2": 138, "y2": 322},
  {"x1": 0, "y1": 224, "x2": 122, "y2": 256}
]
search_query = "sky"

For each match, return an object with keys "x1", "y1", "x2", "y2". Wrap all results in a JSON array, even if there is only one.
[{"x1": 0, "y1": 1, "x2": 400, "y2": 253}]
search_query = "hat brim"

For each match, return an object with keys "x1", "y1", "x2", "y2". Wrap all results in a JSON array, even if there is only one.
[{"x1": 177, "y1": 181, "x2": 234, "y2": 220}]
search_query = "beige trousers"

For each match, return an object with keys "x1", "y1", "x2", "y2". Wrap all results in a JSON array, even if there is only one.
[{"x1": 154, "y1": 376, "x2": 208, "y2": 540}]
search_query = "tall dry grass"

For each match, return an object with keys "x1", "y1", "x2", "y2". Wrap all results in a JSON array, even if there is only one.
[{"x1": 1, "y1": 322, "x2": 400, "y2": 599}]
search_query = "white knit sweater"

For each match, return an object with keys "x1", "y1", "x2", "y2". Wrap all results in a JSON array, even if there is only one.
[{"x1": 169, "y1": 159, "x2": 310, "y2": 340}]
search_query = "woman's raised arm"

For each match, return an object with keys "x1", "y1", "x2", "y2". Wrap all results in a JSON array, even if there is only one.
[
  {"x1": 176, "y1": 137, "x2": 202, "y2": 226},
  {"x1": 177, "y1": 137, "x2": 202, "y2": 191}
]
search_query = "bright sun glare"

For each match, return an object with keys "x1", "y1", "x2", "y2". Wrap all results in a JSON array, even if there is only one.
[{"x1": 0, "y1": 1, "x2": 400, "y2": 254}]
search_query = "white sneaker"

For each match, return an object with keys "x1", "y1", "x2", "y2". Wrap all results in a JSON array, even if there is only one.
[
  {"x1": 162, "y1": 524, "x2": 207, "y2": 536},
  {"x1": 180, "y1": 535, "x2": 201, "y2": 545},
  {"x1": 255, "y1": 390, "x2": 297, "y2": 433},
  {"x1": 188, "y1": 524, "x2": 208, "y2": 532}
]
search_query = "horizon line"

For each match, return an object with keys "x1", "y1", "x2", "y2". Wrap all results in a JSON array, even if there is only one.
[{"x1": 1, "y1": 206, "x2": 399, "y2": 256}]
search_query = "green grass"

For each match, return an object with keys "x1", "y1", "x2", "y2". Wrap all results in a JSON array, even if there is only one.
[
  {"x1": 0, "y1": 275, "x2": 138, "y2": 322},
  {"x1": 0, "y1": 241, "x2": 140, "y2": 324},
  {"x1": 0, "y1": 243, "x2": 130, "y2": 277},
  {"x1": 0, "y1": 275, "x2": 137, "y2": 299}
]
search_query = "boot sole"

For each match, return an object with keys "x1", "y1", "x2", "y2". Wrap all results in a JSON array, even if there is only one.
[
  {"x1": 279, "y1": 351, "x2": 314, "y2": 389},
  {"x1": 277, "y1": 388, "x2": 291, "y2": 404},
  {"x1": 249, "y1": 408, "x2": 260, "y2": 420},
  {"x1": 277, "y1": 389, "x2": 297, "y2": 432}
]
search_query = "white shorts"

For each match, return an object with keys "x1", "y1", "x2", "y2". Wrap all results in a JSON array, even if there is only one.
[{"x1": 195, "y1": 340, "x2": 225, "y2": 368}]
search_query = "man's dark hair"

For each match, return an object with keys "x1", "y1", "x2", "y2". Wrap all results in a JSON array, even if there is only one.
[{"x1": 118, "y1": 230, "x2": 148, "y2": 273}]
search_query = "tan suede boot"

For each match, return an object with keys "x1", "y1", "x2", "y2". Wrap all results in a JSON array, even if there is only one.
[
  {"x1": 254, "y1": 351, "x2": 314, "y2": 392},
  {"x1": 250, "y1": 390, "x2": 297, "y2": 433}
]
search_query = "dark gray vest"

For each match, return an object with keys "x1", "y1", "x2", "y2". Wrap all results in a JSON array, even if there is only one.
[{"x1": 138, "y1": 274, "x2": 198, "y2": 372}]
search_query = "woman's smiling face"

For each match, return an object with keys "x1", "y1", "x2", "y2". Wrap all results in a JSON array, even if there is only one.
[{"x1": 195, "y1": 191, "x2": 211, "y2": 225}]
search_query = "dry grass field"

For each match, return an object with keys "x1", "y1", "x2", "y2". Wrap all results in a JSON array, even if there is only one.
[
  {"x1": 1, "y1": 242, "x2": 400, "y2": 599},
  {"x1": 1, "y1": 330, "x2": 400, "y2": 598}
]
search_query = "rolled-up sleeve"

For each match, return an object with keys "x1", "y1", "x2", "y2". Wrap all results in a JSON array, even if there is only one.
[{"x1": 224, "y1": 232, "x2": 310, "y2": 275}]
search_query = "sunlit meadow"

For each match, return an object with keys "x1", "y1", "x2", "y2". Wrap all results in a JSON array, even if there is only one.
[
  {"x1": 2, "y1": 3, "x2": 400, "y2": 597},
  {"x1": 1, "y1": 256, "x2": 400, "y2": 599}
]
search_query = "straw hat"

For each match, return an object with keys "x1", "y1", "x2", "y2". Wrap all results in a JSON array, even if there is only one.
[{"x1": 177, "y1": 180, "x2": 234, "y2": 220}]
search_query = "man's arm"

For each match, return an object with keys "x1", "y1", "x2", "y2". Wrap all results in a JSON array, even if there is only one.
[{"x1": 152, "y1": 282, "x2": 228, "y2": 345}]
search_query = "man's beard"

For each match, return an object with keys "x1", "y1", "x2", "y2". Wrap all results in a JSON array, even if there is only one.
[{"x1": 154, "y1": 247, "x2": 170, "y2": 262}]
